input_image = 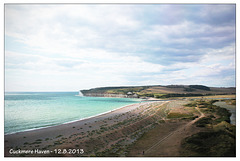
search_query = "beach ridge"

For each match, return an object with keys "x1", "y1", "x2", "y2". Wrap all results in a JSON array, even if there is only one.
[{"x1": 5, "y1": 100, "x2": 168, "y2": 156}]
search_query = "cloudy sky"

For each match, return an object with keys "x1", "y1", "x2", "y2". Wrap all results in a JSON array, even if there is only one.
[{"x1": 5, "y1": 4, "x2": 236, "y2": 92}]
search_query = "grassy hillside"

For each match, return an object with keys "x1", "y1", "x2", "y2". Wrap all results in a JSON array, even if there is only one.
[{"x1": 81, "y1": 85, "x2": 235, "y2": 98}]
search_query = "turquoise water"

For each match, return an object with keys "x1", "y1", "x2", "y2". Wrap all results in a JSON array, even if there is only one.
[{"x1": 4, "y1": 92, "x2": 141, "y2": 134}]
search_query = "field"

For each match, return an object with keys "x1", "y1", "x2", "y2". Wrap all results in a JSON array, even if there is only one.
[{"x1": 81, "y1": 85, "x2": 236, "y2": 98}]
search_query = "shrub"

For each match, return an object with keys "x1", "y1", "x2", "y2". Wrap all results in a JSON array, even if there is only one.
[
  {"x1": 189, "y1": 85, "x2": 211, "y2": 91},
  {"x1": 194, "y1": 117, "x2": 212, "y2": 127}
]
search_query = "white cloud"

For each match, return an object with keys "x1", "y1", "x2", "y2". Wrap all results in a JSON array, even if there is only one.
[
  {"x1": 5, "y1": 50, "x2": 165, "y2": 91},
  {"x1": 4, "y1": 5, "x2": 236, "y2": 91},
  {"x1": 200, "y1": 44, "x2": 235, "y2": 63}
]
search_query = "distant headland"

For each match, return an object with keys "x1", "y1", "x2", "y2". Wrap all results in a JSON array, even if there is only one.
[{"x1": 80, "y1": 85, "x2": 236, "y2": 98}]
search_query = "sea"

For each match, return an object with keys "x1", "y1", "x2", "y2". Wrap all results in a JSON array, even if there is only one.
[{"x1": 4, "y1": 92, "x2": 141, "y2": 135}]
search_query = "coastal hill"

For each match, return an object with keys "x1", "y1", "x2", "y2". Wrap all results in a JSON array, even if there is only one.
[{"x1": 81, "y1": 85, "x2": 235, "y2": 98}]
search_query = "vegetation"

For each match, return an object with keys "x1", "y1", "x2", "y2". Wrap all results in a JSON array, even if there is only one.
[
  {"x1": 181, "y1": 99, "x2": 235, "y2": 156},
  {"x1": 181, "y1": 130, "x2": 235, "y2": 156},
  {"x1": 81, "y1": 85, "x2": 235, "y2": 97},
  {"x1": 56, "y1": 135, "x2": 63, "y2": 138},
  {"x1": 81, "y1": 86, "x2": 150, "y2": 95},
  {"x1": 223, "y1": 99, "x2": 236, "y2": 105},
  {"x1": 190, "y1": 99, "x2": 232, "y2": 126},
  {"x1": 189, "y1": 85, "x2": 211, "y2": 91},
  {"x1": 194, "y1": 117, "x2": 213, "y2": 127},
  {"x1": 154, "y1": 93, "x2": 206, "y2": 98},
  {"x1": 214, "y1": 107, "x2": 231, "y2": 123},
  {"x1": 184, "y1": 87, "x2": 196, "y2": 92},
  {"x1": 106, "y1": 87, "x2": 146, "y2": 94},
  {"x1": 184, "y1": 101, "x2": 197, "y2": 107},
  {"x1": 138, "y1": 93, "x2": 154, "y2": 97},
  {"x1": 165, "y1": 85, "x2": 184, "y2": 88}
]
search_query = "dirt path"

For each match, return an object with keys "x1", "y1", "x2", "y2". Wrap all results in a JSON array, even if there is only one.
[{"x1": 144, "y1": 106, "x2": 205, "y2": 156}]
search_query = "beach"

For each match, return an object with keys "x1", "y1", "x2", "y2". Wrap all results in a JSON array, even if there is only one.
[
  {"x1": 5, "y1": 101, "x2": 169, "y2": 156},
  {"x1": 5, "y1": 96, "x2": 236, "y2": 157}
]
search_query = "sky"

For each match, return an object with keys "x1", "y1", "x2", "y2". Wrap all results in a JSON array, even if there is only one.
[{"x1": 4, "y1": 4, "x2": 236, "y2": 92}]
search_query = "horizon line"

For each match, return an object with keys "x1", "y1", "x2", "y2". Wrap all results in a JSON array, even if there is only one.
[{"x1": 4, "y1": 84, "x2": 236, "y2": 93}]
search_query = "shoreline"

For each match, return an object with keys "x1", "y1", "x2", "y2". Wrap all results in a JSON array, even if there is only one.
[
  {"x1": 4, "y1": 95, "x2": 236, "y2": 157},
  {"x1": 4, "y1": 100, "x2": 145, "y2": 136},
  {"x1": 5, "y1": 101, "x2": 165, "y2": 152},
  {"x1": 5, "y1": 94, "x2": 235, "y2": 135}
]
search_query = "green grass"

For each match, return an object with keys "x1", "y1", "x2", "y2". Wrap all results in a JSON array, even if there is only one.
[
  {"x1": 180, "y1": 99, "x2": 236, "y2": 157},
  {"x1": 158, "y1": 120, "x2": 165, "y2": 123},
  {"x1": 35, "y1": 139, "x2": 42, "y2": 141},
  {"x1": 31, "y1": 141, "x2": 42, "y2": 145},
  {"x1": 223, "y1": 99, "x2": 236, "y2": 105},
  {"x1": 181, "y1": 130, "x2": 235, "y2": 156},
  {"x1": 56, "y1": 135, "x2": 63, "y2": 138},
  {"x1": 184, "y1": 102, "x2": 197, "y2": 107},
  {"x1": 194, "y1": 117, "x2": 212, "y2": 127}
]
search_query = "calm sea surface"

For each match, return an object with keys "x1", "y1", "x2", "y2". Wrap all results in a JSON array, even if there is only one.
[{"x1": 4, "y1": 92, "x2": 141, "y2": 134}]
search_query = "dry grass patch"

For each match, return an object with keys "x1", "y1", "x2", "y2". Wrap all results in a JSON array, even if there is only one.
[{"x1": 167, "y1": 112, "x2": 193, "y2": 119}]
